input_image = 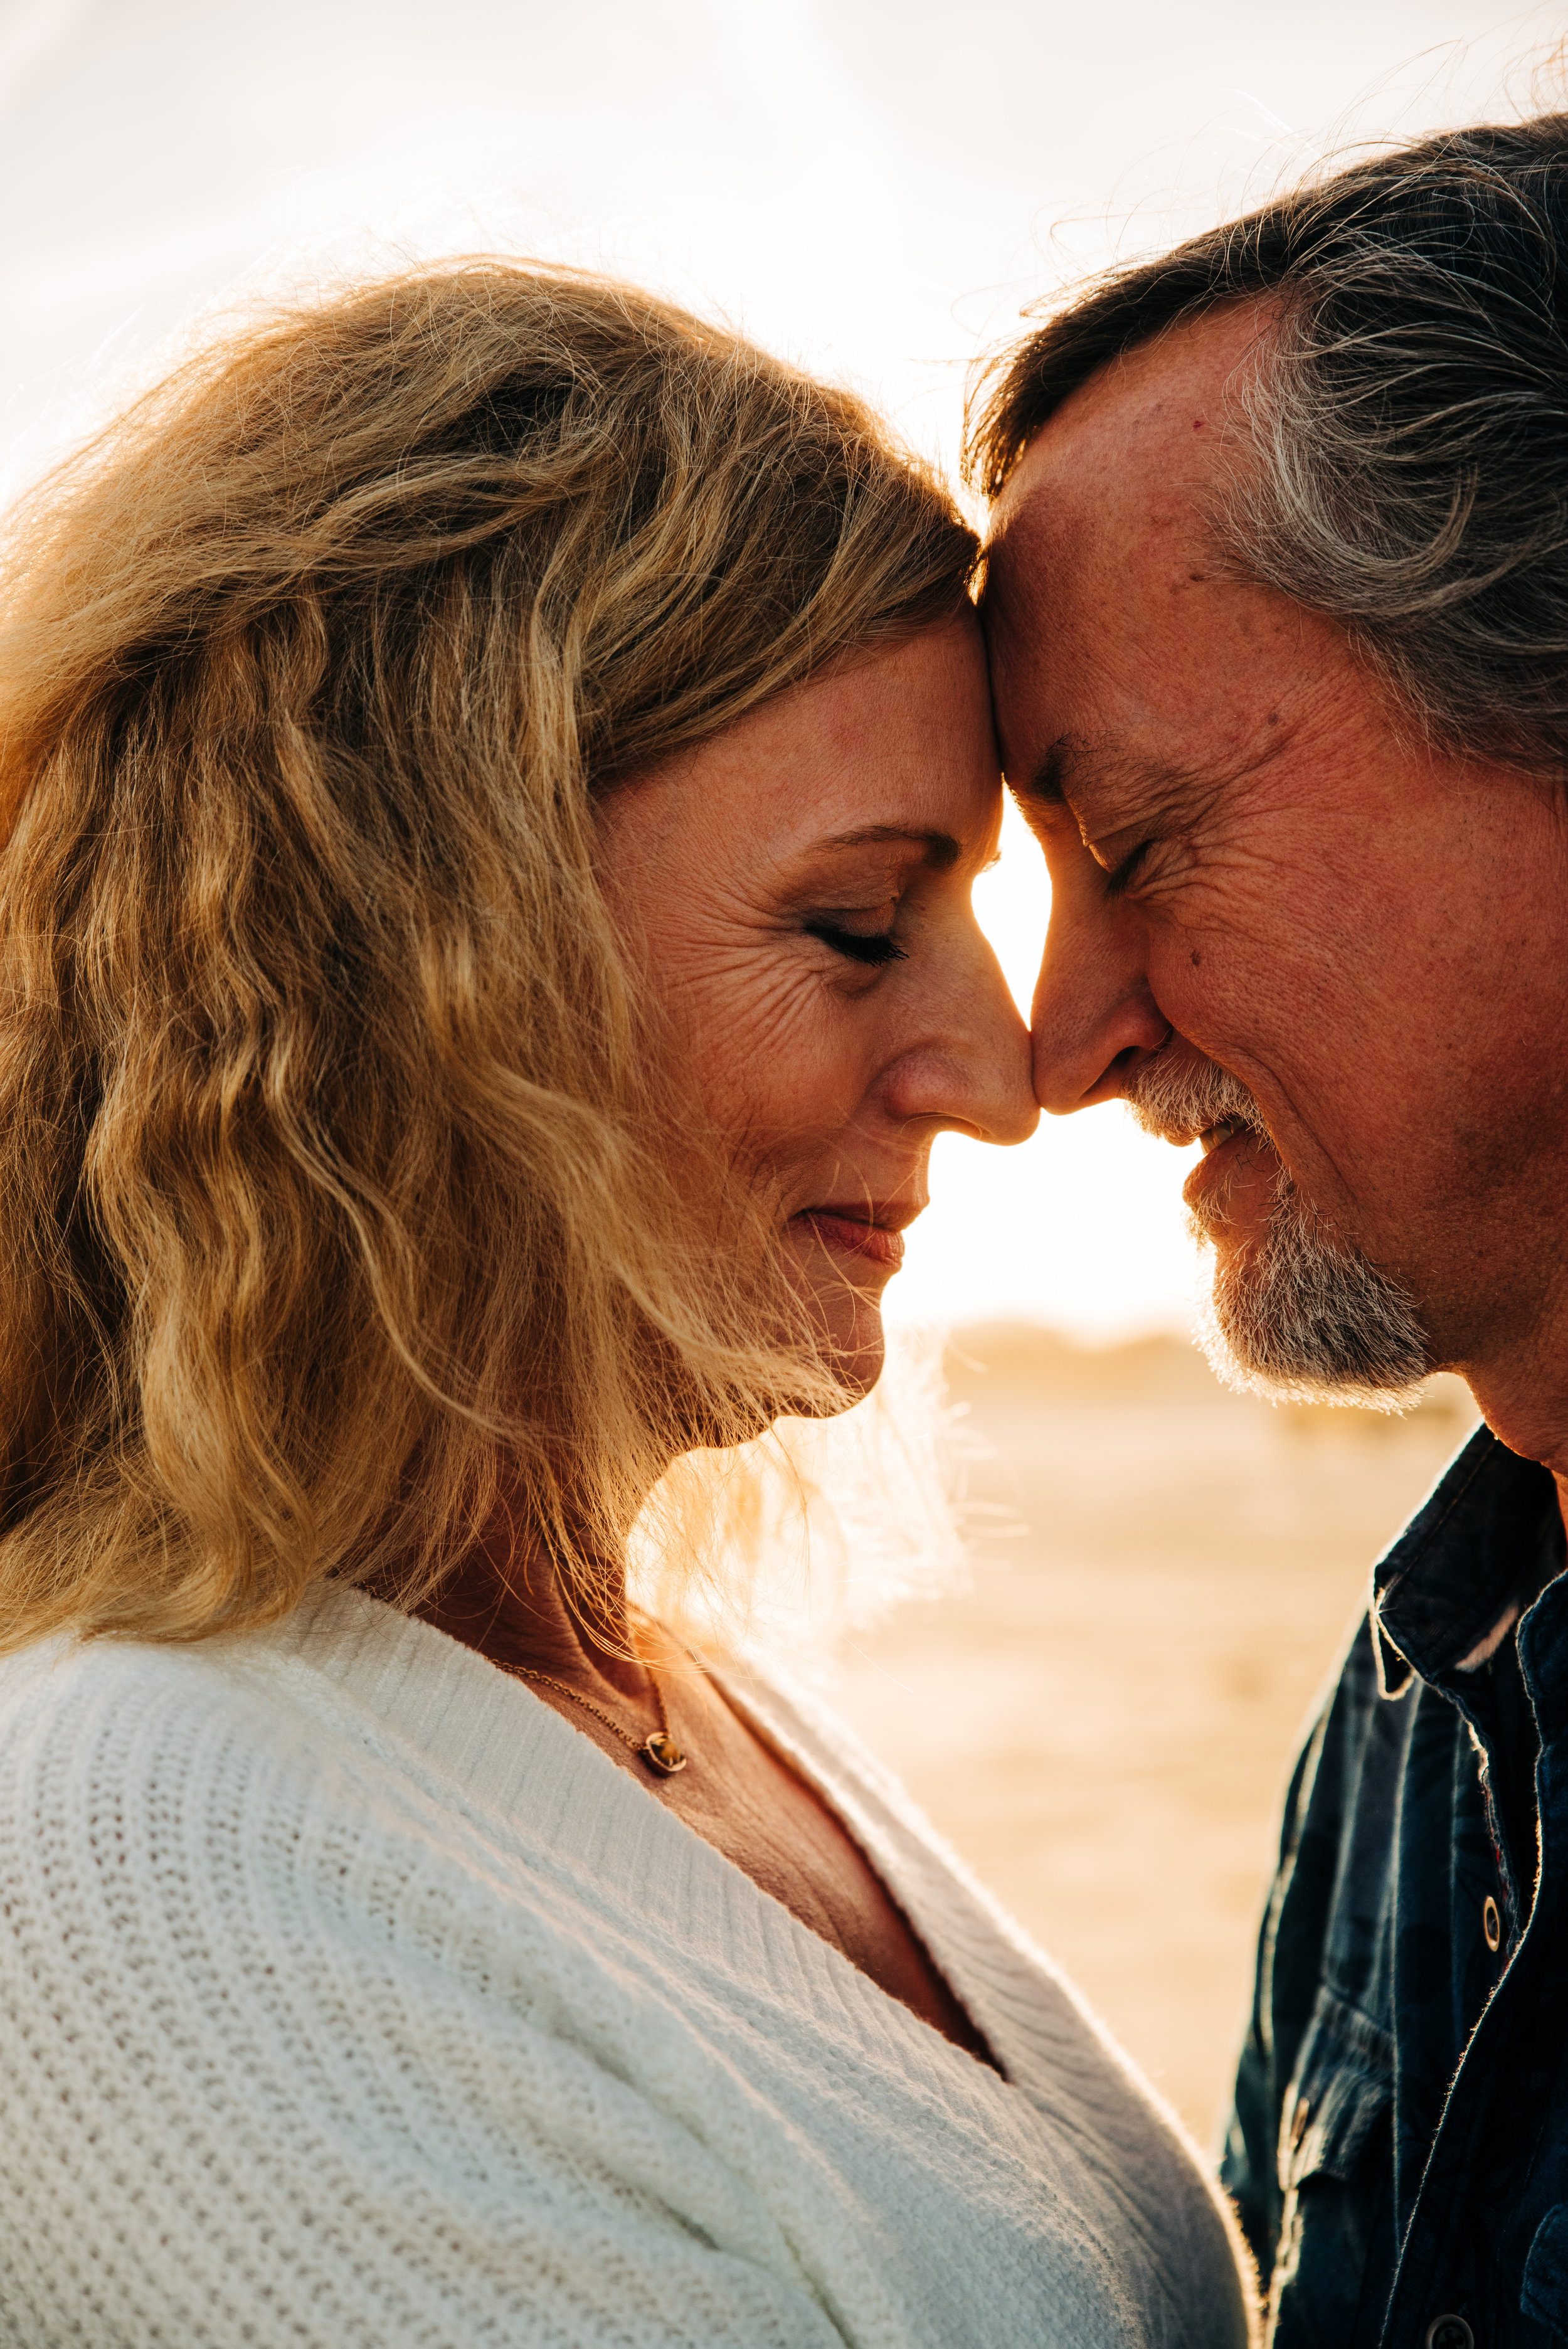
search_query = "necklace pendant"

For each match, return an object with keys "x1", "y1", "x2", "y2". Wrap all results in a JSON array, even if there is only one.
[{"x1": 642, "y1": 1731, "x2": 687, "y2": 1776}]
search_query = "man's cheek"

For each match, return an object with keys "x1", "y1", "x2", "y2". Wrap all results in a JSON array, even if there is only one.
[{"x1": 1153, "y1": 915, "x2": 1338, "y2": 1061}]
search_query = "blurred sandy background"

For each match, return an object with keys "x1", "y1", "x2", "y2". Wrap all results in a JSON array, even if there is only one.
[{"x1": 829, "y1": 1328, "x2": 1475, "y2": 2148}]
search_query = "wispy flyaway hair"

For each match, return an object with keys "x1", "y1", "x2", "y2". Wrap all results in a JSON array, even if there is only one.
[
  {"x1": 0, "y1": 259, "x2": 977, "y2": 1652},
  {"x1": 967, "y1": 112, "x2": 1568, "y2": 772}
]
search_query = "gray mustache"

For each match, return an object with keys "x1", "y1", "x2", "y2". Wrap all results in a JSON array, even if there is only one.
[{"x1": 1122, "y1": 1051, "x2": 1269, "y2": 1145}]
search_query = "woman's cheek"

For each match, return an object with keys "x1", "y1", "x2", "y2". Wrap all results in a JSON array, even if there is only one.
[{"x1": 721, "y1": 971, "x2": 872, "y2": 1142}]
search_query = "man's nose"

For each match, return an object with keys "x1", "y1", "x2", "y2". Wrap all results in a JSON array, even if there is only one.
[{"x1": 1031, "y1": 883, "x2": 1170, "y2": 1115}]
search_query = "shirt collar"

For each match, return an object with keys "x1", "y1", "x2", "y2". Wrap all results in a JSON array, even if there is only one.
[{"x1": 1372, "y1": 1425, "x2": 1563, "y2": 1698}]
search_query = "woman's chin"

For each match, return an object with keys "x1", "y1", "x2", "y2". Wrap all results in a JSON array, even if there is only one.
[
  {"x1": 776, "y1": 1228, "x2": 894, "y2": 1408},
  {"x1": 804, "y1": 1296, "x2": 887, "y2": 1408}
]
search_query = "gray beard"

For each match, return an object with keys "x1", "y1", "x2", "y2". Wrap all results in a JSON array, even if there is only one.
[{"x1": 1124, "y1": 1054, "x2": 1431, "y2": 1409}]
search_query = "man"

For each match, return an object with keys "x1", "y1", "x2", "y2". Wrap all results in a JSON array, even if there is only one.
[{"x1": 978, "y1": 117, "x2": 1568, "y2": 2349}]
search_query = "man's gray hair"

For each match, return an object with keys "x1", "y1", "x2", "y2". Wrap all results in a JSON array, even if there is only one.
[{"x1": 967, "y1": 115, "x2": 1568, "y2": 772}]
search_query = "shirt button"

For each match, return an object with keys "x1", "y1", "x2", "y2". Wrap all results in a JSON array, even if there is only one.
[
  {"x1": 1425, "y1": 2319, "x2": 1475, "y2": 2349},
  {"x1": 1483, "y1": 1894, "x2": 1502, "y2": 1951}
]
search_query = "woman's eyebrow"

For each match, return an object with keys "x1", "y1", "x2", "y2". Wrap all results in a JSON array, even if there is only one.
[{"x1": 818, "y1": 824, "x2": 961, "y2": 869}]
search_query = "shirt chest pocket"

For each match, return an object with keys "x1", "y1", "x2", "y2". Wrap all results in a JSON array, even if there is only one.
[
  {"x1": 1280, "y1": 1990, "x2": 1396, "y2": 2195},
  {"x1": 1266, "y1": 1993, "x2": 1397, "y2": 2330}
]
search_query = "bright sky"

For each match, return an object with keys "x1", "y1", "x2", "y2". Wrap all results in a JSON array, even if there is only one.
[{"x1": 1, "y1": 0, "x2": 1560, "y2": 1335}]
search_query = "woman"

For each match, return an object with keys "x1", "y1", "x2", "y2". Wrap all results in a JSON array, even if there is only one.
[{"x1": 0, "y1": 263, "x2": 1253, "y2": 2346}]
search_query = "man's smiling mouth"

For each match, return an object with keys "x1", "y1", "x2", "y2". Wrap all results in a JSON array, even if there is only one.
[{"x1": 1199, "y1": 1118, "x2": 1249, "y2": 1157}]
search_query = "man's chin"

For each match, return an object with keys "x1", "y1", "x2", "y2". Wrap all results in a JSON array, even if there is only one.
[{"x1": 1192, "y1": 1167, "x2": 1432, "y2": 1411}]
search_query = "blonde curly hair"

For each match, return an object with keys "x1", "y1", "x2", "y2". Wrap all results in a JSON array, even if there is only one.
[{"x1": 0, "y1": 259, "x2": 977, "y2": 1651}]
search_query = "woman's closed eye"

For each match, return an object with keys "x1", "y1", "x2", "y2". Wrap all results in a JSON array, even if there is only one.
[{"x1": 803, "y1": 914, "x2": 908, "y2": 968}]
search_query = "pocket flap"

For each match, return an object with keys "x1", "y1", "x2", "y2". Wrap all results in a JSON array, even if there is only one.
[
  {"x1": 1523, "y1": 2203, "x2": 1568, "y2": 2330},
  {"x1": 1279, "y1": 1990, "x2": 1395, "y2": 2192}
]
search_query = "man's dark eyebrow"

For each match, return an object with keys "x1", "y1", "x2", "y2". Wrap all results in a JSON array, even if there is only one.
[
  {"x1": 1024, "y1": 741, "x2": 1074, "y2": 804},
  {"x1": 1021, "y1": 739, "x2": 1193, "y2": 812},
  {"x1": 820, "y1": 825, "x2": 961, "y2": 869}
]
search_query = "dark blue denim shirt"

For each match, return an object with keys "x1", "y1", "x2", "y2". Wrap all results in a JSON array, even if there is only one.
[{"x1": 1222, "y1": 1424, "x2": 1568, "y2": 2347}]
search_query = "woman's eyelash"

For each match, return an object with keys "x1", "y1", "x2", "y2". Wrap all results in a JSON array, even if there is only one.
[{"x1": 803, "y1": 919, "x2": 908, "y2": 968}]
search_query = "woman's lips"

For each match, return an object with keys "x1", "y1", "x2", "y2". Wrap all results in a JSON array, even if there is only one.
[{"x1": 792, "y1": 1209, "x2": 907, "y2": 1271}]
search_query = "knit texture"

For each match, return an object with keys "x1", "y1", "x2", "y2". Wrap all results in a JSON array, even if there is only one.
[{"x1": 0, "y1": 1586, "x2": 1251, "y2": 2347}]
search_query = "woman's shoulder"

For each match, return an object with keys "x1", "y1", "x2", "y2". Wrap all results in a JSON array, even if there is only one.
[
  {"x1": 0, "y1": 1588, "x2": 574, "y2": 1964},
  {"x1": 0, "y1": 1591, "x2": 676, "y2": 2117},
  {"x1": 0, "y1": 1616, "x2": 315, "y2": 1803},
  {"x1": 0, "y1": 1587, "x2": 418, "y2": 1808},
  {"x1": 0, "y1": 1604, "x2": 404, "y2": 1959},
  {"x1": 0, "y1": 1588, "x2": 717, "y2": 1993}
]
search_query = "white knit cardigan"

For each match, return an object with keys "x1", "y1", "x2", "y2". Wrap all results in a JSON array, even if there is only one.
[{"x1": 0, "y1": 1584, "x2": 1251, "y2": 2348}]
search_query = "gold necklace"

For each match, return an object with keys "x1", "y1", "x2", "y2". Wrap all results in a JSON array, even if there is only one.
[{"x1": 505, "y1": 1659, "x2": 689, "y2": 1776}]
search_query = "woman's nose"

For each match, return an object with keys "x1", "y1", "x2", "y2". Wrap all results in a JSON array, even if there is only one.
[
  {"x1": 975, "y1": 974, "x2": 1041, "y2": 1146},
  {"x1": 887, "y1": 930, "x2": 1039, "y2": 1145}
]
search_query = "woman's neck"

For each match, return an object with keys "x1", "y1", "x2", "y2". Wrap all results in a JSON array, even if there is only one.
[{"x1": 414, "y1": 1494, "x2": 649, "y2": 1701}]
